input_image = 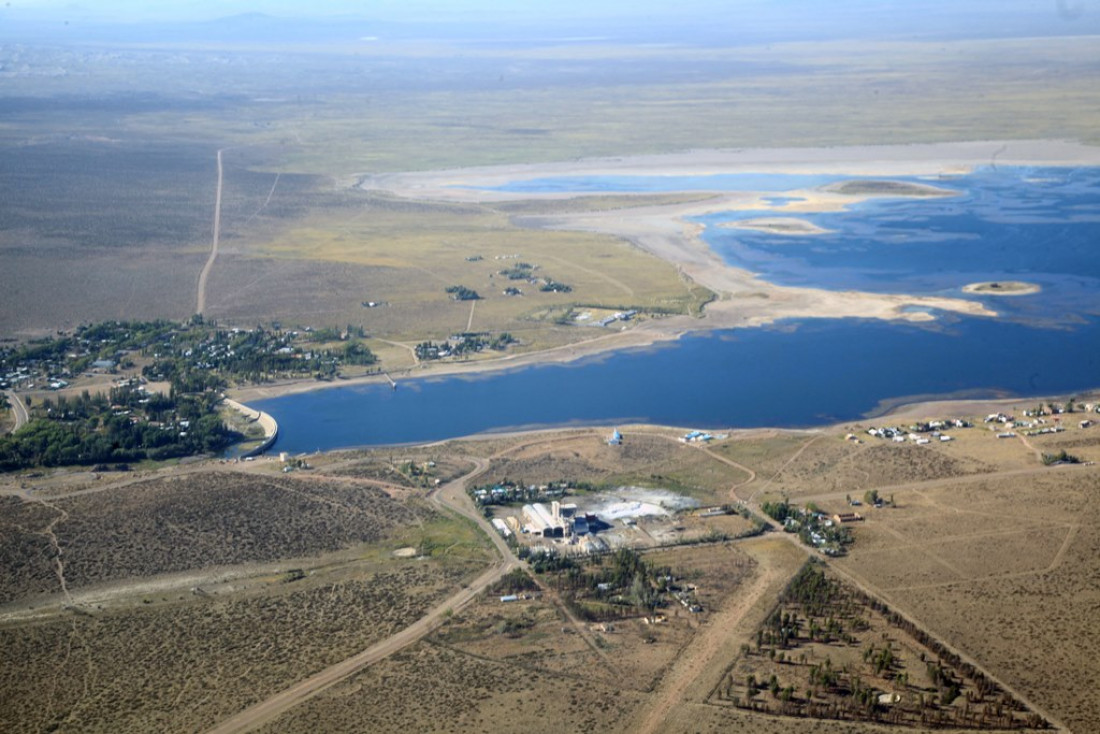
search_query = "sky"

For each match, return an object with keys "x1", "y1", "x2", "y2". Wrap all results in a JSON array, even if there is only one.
[
  {"x1": 2, "y1": 0, "x2": 1093, "y2": 22},
  {"x1": 2, "y1": 0, "x2": 1097, "y2": 42}
]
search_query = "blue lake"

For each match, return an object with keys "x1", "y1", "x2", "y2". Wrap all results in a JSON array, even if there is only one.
[
  {"x1": 253, "y1": 167, "x2": 1100, "y2": 452},
  {"x1": 491, "y1": 166, "x2": 1100, "y2": 325},
  {"x1": 255, "y1": 317, "x2": 1100, "y2": 453},
  {"x1": 695, "y1": 167, "x2": 1100, "y2": 324}
]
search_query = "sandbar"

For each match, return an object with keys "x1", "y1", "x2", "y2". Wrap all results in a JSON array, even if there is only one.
[
  {"x1": 721, "y1": 217, "x2": 832, "y2": 236},
  {"x1": 822, "y1": 179, "x2": 956, "y2": 197},
  {"x1": 963, "y1": 281, "x2": 1041, "y2": 296}
]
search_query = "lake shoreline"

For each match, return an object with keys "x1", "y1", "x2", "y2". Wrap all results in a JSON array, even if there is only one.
[{"x1": 230, "y1": 140, "x2": 1100, "y2": 444}]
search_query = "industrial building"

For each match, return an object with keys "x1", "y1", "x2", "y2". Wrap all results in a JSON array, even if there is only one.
[
  {"x1": 491, "y1": 518, "x2": 513, "y2": 538},
  {"x1": 522, "y1": 502, "x2": 567, "y2": 537}
]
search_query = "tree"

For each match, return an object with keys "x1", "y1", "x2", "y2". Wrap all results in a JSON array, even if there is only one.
[
  {"x1": 630, "y1": 572, "x2": 653, "y2": 611},
  {"x1": 864, "y1": 489, "x2": 879, "y2": 505}
]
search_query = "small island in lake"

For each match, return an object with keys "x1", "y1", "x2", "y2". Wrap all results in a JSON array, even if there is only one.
[
  {"x1": 963, "y1": 281, "x2": 1041, "y2": 296},
  {"x1": 822, "y1": 179, "x2": 955, "y2": 197},
  {"x1": 720, "y1": 217, "x2": 832, "y2": 236}
]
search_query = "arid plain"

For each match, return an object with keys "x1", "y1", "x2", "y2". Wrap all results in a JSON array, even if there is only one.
[
  {"x1": 3, "y1": 12, "x2": 1100, "y2": 734},
  {"x1": 3, "y1": 410, "x2": 1098, "y2": 732}
]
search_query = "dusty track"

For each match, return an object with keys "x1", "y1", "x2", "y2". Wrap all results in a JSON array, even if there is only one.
[
  {"x1": 203, "y1": 560, "x2": 512, "y2": 734},
  {"x1": 203, "y1": 458, "x2": 518, "y2": 734},
  {"x1": 196, "y1": 148, "x2": 225, "y2": 316},
  {"x1": 631, "y1": 547, "x2": 779, "y2": 734},
  {"x1": 736, "y1": 477, "x2": 1071, "y2": 732},
  {"x1": 4, "y1": 389, "x2": 29, "y2": 432}
]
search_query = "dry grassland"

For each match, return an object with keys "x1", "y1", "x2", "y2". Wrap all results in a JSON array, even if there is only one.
[
  {"x1": 0, "y1": 471, "x2": 429, "y2": 604},
  {"x1": 428, "y1": 421, "x2": 1098, "y2": 732},
  {"x1": 251, "y1": 543, "x2": 763, "y2": 733},
  {"x1": 2, "y1": 417, "x2": 1097, "y2": 733},
  {"x1": 834, "y1": 464, "x2": 1100, "y2": 733},
  {"x1": 255, "y1": 640, "x2": 649, "y2": 734},
  {"x1": 5, "y1": 35, "x2": 1100, "y2": 337},
  {"x1": 229, "y1": 195, "x2": 705, "y2": 347},
  {"x1": 0, "y1": 563, "x2": 475, "y2": 734},
  {"x1": 478, "y1": 429, "x2": 750, "y2": 505},
  {"x1": 746, "y1": 433, "x2": 999, "y2": 501},
  {"x1": 0, "y1": 465, "x2": 496, "y2": 734}
]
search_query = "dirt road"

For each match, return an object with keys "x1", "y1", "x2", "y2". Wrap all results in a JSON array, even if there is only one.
[
  {"x1": 4, "y1": 390, "x2": 28, "y2": 432},
  {"x1": 732, "y1": 477, "x2": 1070, "y2": 733},
  {"x1": 203, "y1": 458, "x2": 518, "y2": 734},
  {"x1": 630, "y1": 550, "x2": 780, "y2": 734},
  {"x1": 203, "y1": 560, "x2": 514, "y2": 734},
  {"x1": 196, "y1": 148, "x2": 225, "y2": 316}
]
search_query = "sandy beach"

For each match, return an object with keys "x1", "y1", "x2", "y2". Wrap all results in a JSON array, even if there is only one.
[{"x1": 234, "y1": 140, "x2": 1099, "y2": 405}]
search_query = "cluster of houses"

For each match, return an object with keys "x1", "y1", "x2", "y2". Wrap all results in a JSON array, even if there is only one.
[
  {"x1": 989, "y1": 408, "x2": 1096, "y2": 436},
  {"x1": 783, "y1": 508, "x2": 855, "y2": 556},
  {"x1": 414, "y1": 332, "x2": 515, "y2": 361},
  {"x1": 2, "y1": 367, "x2": 43, "y2": 391},
  {"x1": 1, "y1": 357, "x2": 113, "y2": 392},
  {"x1": 1022, "y1": 402, "x2": 1099, "y2": 418},
  {"x1": 864, "y1": 420, "x2": 968, "y2": 445},
  {"x1": 670, "y1": 584, "x2": 704, "y2": 614},
  {"x1": 596, "y1": 310, "x2": 637, "y2": 328},
  {"x1": 1021, "y1": 423, "x2": 1067, "y2": 437},
  {"x1": 470, "y1": 480, "x2": 569, "y2": 507}
]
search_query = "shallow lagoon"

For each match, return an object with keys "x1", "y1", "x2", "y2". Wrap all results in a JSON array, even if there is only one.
[
  {"x1": 493, "y1": 166, "x2": 1100, "y2": 324},
  {"x1": 695, "y1": 166, "x2": 1100, "y2": 324}
]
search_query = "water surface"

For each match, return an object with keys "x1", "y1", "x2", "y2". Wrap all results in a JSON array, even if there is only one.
[
  {"x1": 256, "y1": 317, "x2": 1100, "y2": 452},
  {"x1": 256, "y1": 166, "x2": 1100, "y2": 451}
]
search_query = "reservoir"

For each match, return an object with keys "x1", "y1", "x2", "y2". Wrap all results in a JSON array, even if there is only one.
[
  {"x1": 253, "y1": 166, "x2": 1100, "y2": 452},
  {"x1": 254, "y1": 316, "x2": 1100, "y2": 453}
]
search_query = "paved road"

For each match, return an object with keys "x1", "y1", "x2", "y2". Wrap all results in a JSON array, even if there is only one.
[
  {"x1": 196, "y1": 148, "x2": 225, "y2": 316},
  {"x1": 204, "y1": 458, "x2": 518, "y2": 734}
]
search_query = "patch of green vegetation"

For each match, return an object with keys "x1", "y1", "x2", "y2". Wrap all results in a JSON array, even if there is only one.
[
  {"x1": 0, "y1": 317, "x2": 383, "y2": 470},
  {"x1": 0, "y1": 386, "x2": 233, "y2": 470},
  {"x1": 398, "y1": 508, "x2": 495, "y2": 564},
  {"x1": 1041, "y1": 450, "x2": 1081, "y2": 466},
  {"x1": 445, "y1": 285, "x2": 481, "y2": 301},
  {"x1": 414, "y1": 332, "x2": 516, "y2": 361}
]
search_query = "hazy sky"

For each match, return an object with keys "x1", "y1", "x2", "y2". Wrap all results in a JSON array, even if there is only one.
[
  {"x1": 8, "y1": 0, "x2": 733, "y2": 21},
  {"x1": 5, "y1": 0, "x2": 1093, "y2": 23},
  {"x1": 3, "y1": 0, "x2": 1096, "y2": 43}
]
